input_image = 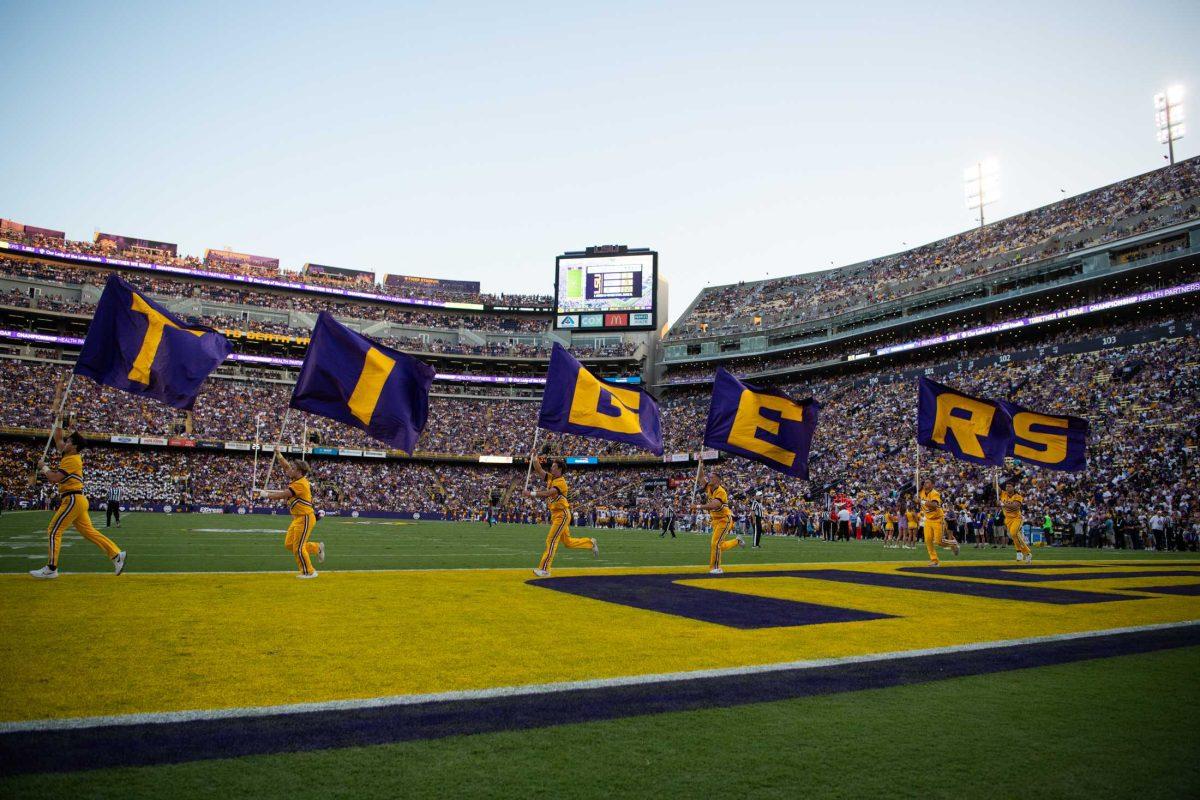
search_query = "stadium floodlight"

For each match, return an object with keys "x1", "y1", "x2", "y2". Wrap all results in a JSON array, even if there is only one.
[
  {"x1": 1154, "y1": 85, "x2": 1186, "y2": 165},
  {"x1": 964, "y1": 158, "x2": 1000, "y2": 228}
]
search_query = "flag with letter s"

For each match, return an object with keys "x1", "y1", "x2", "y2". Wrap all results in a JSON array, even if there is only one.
[{"x1": 997, "y1": 399, "x2": 1088, "y2": 472}]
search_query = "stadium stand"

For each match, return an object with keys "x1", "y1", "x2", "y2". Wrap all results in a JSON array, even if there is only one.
[
  {"x1": 2, "y1": 160, "x2": 1198, "y2": 550},
  {"x1": 666, "y1": 157, "x2": 1198, "y2": 340}
]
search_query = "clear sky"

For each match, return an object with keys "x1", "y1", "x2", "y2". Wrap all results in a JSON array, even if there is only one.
[{"x1": 2, "y1": 1, "x2": 1196, "y2": 325}]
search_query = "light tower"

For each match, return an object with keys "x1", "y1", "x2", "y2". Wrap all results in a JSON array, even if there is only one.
[
  {"x1": 1154, "y1": 85, "x2": 1186, "y2": 165},
  {"x1": 964, "y1": 158, "x2": 1000, "y2": 229}
]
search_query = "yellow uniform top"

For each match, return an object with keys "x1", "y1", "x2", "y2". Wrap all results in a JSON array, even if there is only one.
[
  {"x1": 287, "y1": 477, "x2": 316, "y2": 517},
  {"x1": 56, "y1": 452, "x2": 84, "y2": 493},
  {"x1": 905, "y1": 510, "x2": 918, "y2": 527},
  {"x1": 885, "y1": 512, "x2": 896, "y2": 529},
  {"x1": 547, "y1": 475, "x2": 569, "y2": 515},
  {"x1": 919, "y1": 489, "x2": 944, "y2": 522},
  {"x1": 706, "y1": 484, "x2": 731, "y2": 522},
  {"x1": 1000, "y1": 490, "x2": 1023, "y2": 522}
]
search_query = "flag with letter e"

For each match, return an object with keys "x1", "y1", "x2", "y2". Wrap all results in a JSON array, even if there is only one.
[
  {"x1": 917, "y1": 376, "x2": 1011, "y2": 466},
  {"x1": 73, "y1": 274, "x2": 231, "y2": 410},
  {"x1": 289, "y1": 312, "x2": 436, "y2": 453},
  {"x1": 703, "y1": 368, "x2": 820, "y2": 478},
  {"x1": 997, "y1": 399, "x2": 1088, "y2": 472},
  {"x1": 538, "y1": 343, "x2": 663, "y2": 455}
]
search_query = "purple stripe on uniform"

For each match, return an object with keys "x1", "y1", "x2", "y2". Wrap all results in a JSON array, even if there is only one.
[
  {"x1": 1, "y1": 624, "x2": 1196, "y2": 777},
  {"x1": 541, "y1": 518, "x2": 565, "y2": 571},
  {"x1": 48, "y1": 495, "x2": 75, "y2": 567}
]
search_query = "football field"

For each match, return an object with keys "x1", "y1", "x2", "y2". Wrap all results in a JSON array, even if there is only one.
[{"x1": 1, "y1": 510, "x2": 1198, "y2": 799}]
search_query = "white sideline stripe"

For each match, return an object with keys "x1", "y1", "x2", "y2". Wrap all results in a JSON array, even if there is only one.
[
  {"x1": 3, "y1": 620, "x2": 1196, "y2": 735},
  {"x1": 1, "y1": 559, "x2": 1197, "y2": 577},
  {"x1": 0, "y1": 561, "x2": 826, "y2": 576}
]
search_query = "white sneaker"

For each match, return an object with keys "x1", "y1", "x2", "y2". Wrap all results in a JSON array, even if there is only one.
[
  {"x1": 950, "y1": 541, "x2": 960, "y2": 556},
  {"x1": 30, "y1": 565, "x2": 58, "y2": 580},
  {"x1": 317, "y1": 542, "x2": 326, "y2": 564},
  {"x1": 113, "y1": 551, "x2": 127, "y2": 576},
  {"x1": 590, "y1": 539, "x2": 599, "y2": 558},
  {"x1": 1016, "y1": 552, "x2": 1025, "y2": 563},
  {"x1": 709, "y1": 567, "x2": 724, "y2": 575},
  {"x1": 928, "y1": 560, "x2": 940, "y2": 567},
  {"x1": 1023, "y1": 552, "x2": 1033, "y2": 564},
  {"x1": 297, "y1": 571, "x2": 319, "y2": 579},
  {"x1": 532, "y1": 568, "x2": 550, "y2": 577},
  {"x1": 736, "y1": 537, "x2": 745, "y2": 548}
]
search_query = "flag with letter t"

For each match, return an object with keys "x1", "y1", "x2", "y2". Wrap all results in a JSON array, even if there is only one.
[
  {"x1": 538, "y1": 343, "x2": 663, "y2": 455},
  {"x1": 290, "y1": 312, "x2": 436, "y2": 453},
  {"x1": 703, "y1": 368, "x2": 820, "y2": 478},
  {"x1": 73, "y1": 274, "x2": 231, "y2": 410}
]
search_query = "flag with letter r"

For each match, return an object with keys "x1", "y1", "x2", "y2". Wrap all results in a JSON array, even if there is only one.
[
  {"x1": 917, "y1": 376, "x2": 1011, "y2": 466},
  {"x1": 73, "y1": 273, "x2": 231, "y2": 410},
  {"x1": 703, "y1": 368, "x2": 820, "y2": 478},
  {"x1": 537, "y1": 343, "x2": 663, "y2": 455},
  {"x1": 289, "y1": 312, "x2": 436, "y2": 453}
]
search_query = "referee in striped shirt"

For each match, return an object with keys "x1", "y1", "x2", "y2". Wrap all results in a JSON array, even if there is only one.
[{"x1": 106, "y1": 482, "x2": 123, "y2": 528}]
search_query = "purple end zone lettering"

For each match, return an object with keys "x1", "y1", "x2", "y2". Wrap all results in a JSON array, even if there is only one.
[
  {"x1": 530, "y1": 567, "x2": 1147, "y2": 629},
  {"x1": 531, "y1": 573, "x2": 895, "y2": 629},
  {"x1": 900, "y1": 565, "x2": 1200, "y2": 585}
]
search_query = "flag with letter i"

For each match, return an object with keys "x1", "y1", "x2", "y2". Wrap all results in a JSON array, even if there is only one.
[
  {"x1": 73, "y1": 274, "x2": 231, "y2": 409},
  {"x1": 289, "y1": 312, "x2": 436, "y2": 453},
  {"x1": 537, "y1": 342, "x2": 663, "y2": 455},
  {"x1": 703, "y1": 368, "x2": 820, "y2": 478}
]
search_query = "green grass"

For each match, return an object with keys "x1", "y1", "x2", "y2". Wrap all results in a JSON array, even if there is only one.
[
  {"x1": 3, "y1": 646, "x2": 1197, "y2": 799},
  {"x1": 4, "y1": 510, "x2": 1198, "y2": 798},
  {"x1": 2, "y1": 510, "x2": 1196, "y2": 573}
]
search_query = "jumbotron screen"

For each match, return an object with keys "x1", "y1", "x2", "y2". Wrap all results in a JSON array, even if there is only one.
[{"x1": 554, "y1": 250, "x2": 657, "y2": 331}]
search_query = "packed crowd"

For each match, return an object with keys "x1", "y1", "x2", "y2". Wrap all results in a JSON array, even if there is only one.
[
  {"x1": 2, "y1": 318, "x2": 1196, "y2": 546},
  {"x1": 662, "y1": 276, "x2": 1196, "y2": 384},
  {"x1": 1, "y1": 257, "x2": 552, "y2": 333},
  {"x1": 1, "y1": 256, "x2": 639, "y2": 358},
  {"x1": 1, "y1": 227, "x2": 552, "y2": 307},
  {"x1": 668, "y1": 157, "x2": 1200, "y2": 339}
]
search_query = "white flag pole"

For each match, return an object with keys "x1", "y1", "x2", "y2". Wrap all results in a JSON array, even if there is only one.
[
  {"x1": 260, "y1": 407, "x2": 293, "y2": 492},
  {"x1": 523, "y1": 426, "x2": 542, "y2": 493},
  {"x1": 250, "y1": 414, "x2": 262, "y2": 511},
  {"x1": 39, "y1": 372, "x2": 76, "y2": 466}
]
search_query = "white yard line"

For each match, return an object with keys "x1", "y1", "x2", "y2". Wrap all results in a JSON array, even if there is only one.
[{"x1": 2, "y1": 620, "x2": 1195, "y2": 734}]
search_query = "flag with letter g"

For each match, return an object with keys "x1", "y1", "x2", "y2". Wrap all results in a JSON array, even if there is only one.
[
  {"x1": 917, "y1": 376, "x2": 1011, "y2": 466},
  {"x1": 290, "y1": 312, "x2": 436, "y2": 453},
  {"x1": 73, "y1": 274, "x2": 231, "y2": 410},
  {"x1": 537, "y1": 343, "x2": 663, "y2": 455},
  {"x1": 703, "y1": 368, "x2": 820, "y2": 478}
]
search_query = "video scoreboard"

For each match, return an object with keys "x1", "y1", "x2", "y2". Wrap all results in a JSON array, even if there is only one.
[{"x1": 554, "y1": 247, "x2": 657, "y2": 332}]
